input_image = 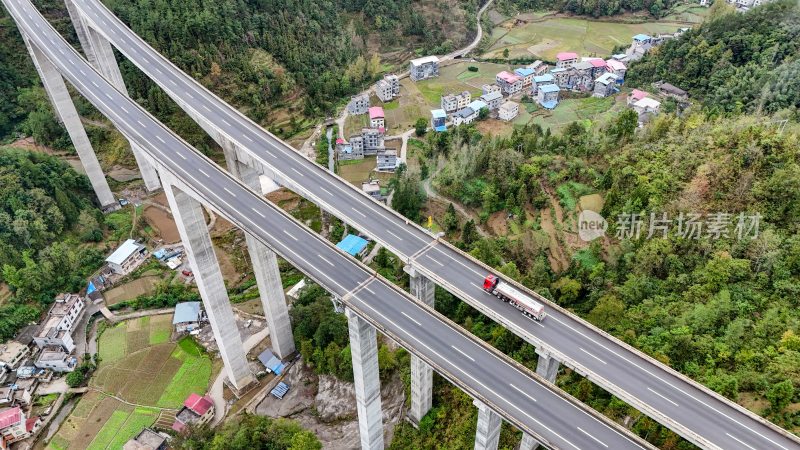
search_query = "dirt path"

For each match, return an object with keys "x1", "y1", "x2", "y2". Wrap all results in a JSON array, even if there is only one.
[
  {"x1": 539, "y1": 207, "x2": 569, "y2": 273},
  {"x1": 422, "y1": 177, "x2": 489, "y2": 237}
]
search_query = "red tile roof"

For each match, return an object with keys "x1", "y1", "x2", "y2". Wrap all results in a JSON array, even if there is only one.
[
  {"x1": 172, "y1": 420, "x2": 186, "y2": 432},
  {"x1": 184, "y1": 393, "x2": 213, "y2": 416},
  {"x1": 368, "y1": 106, "x2": 384, "y2": 120},
  {"x1": 556, "y1": 52, "x2": 578, "y2": 61},
  {"x1": 588, "y1": 58, "x2": 606, "y2": 68},
  {"x1": 631, "y1": 89, "x2": 648, "y2": 100},
  {"x1": 0, "y1": 407, "x2": 21, "y2": 430}
]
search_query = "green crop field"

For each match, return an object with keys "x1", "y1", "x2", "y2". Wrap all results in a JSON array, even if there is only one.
[
  {"x1": 48, "y1": 318, "x2": 213, "y2": 450},
  {"x1": 482, "y1": 15, "x2": 705, "y2": 61}
]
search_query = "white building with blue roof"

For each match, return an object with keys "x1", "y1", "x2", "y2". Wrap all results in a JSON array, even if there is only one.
[
  {"x1": 173, "y1": 301, "x2": 203, "y2": 332},
  {"x1": 514, "y1": 67, "x2": 535, "y2": 88},
  {"x1": 537, "y1": 84, "x2": 560, "y2": 110},
  {"x1": 431, "y1": 109, "x2": 447, "y2": 132},
  {"x1": 532, "y1": 74, "x2": 555, "y2": 94},
  {"x1": 336, "y1": 234, "x2": 369, "y2": 257}
]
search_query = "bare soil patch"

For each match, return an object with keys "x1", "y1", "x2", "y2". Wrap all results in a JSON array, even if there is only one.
[
  {"x1": 103, "y1": 276, "x2": 161, "y2": 306},
  {"x1": 487, "y1": 211, "x2": 509, "y2": 236},
  {"x1": 142, "y1": 206, "x2": 180, "y2": 243}
]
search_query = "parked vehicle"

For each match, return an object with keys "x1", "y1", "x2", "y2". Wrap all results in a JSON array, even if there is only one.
[
  {"x1": 181, "y1": 269, "x2": 193, "y2": 277},
  {"x1": 482, "y1": 274, "x2": 546, "y2": 321}
]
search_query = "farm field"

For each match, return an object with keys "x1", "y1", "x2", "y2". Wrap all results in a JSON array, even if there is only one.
[
  {"x1": 46, "y1": 316, "x2": 214, "y2": 450},
  {"x1": 482, "y1": 13, "x2": 706, "y2": 61}
]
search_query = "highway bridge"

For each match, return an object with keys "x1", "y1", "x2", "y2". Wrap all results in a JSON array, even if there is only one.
[{"x1": 5, "y1": 0, "x2": 800, "y2": 449}]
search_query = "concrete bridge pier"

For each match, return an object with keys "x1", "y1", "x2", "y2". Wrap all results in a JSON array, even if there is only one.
[
  {"x1": 519, "y1": 348, "x2": 562, "y2": 450},
  {"x1": 404, "y1": 265, "x2": 435, "y2": 425},
  {"x1": 346, "y1": 308, "x2": 384, "y2": 450},
  {"x1": 474, "y1": 399, "x2": 502, "y2": 450},
  {"x1": 67, "y1": 6, "x2": 161, "y2": 192},
  {"x1": 23, "y1": 36, "x2": 117, "y2": 211},
  {"x1": 160, "y1": 172, "x2": 256, "y2": 394},
  {"x1": 223, "y1": 147, "x2": 296, "y2": 359}
]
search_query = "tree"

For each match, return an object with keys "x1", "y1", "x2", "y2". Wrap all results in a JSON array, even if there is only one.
[
  {"x1": 414, "y1": 117, "x2": 428, "y2": 136},
  {"x1": 390, "y1": 173, "x2": 426, "y2": 222},
  {"x1": 461, "y1": 219, "x2": 479, "y2": 247},
  {"x1": 503, "y1": 48, "x2": 509, "y2": 59},
  {"x1": 443, "y1": 203, "x2": 459, "y2": 232},
  {"x1": 766, "y1": 380, "x2": 794, "y2": 412},
  {"x1": 173, "y1": 415, "x2": 321, "y2": 450},
  {"x1": 478, "y1": 107, "x2": 489, "y2": 120}
]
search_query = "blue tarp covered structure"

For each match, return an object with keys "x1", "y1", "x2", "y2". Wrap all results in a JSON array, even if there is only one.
[
  {"x1": 271, "y1": 382, "x2": 290, "y2": 399},
  {"x1": 336, "y1": 234, "x2": 368, "y2": 256},
  {"x1": 87, "y1": 281, "x2": 97, "y2": 295},
  {"x1": 258, "y1": 349, "x2": 285, "y2": 374}
]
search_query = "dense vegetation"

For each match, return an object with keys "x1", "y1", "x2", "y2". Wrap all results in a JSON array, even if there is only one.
[
  {"x1": 172, "y1": 414, "x2": 321, "y2": 450},
  {"x1": 497, "y1": 0, "x2": 680, "y2": 18},
  {"x1": 627, "y1": 0, "x2": 800, "y2": 116}
]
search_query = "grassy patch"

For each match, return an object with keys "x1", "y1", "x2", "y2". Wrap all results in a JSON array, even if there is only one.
[
  {"x1": 556, "y1": 181, "x2": 592, "y2": 211},
  {"x1": 87, "y1": 409, "x2": 128, "y2": 450},
  {"x1": 177, "y1": 336, "x2": 204, "y2": 357},
  {"x1": 382, "y1": 100, "x2": 400, "y2": 111},
  {"x1": 106, "y1": 408, "x2": 159, "y2": 450},
  {"x1": 149, "y1": 329, "x2": 170, "y2": 345},
  {"x1": 156, "y1": 341, "x2": 212, "y2": 408},
  {"x1": 98, "y1": 323, "x2": 127, "y2": 364},
  {"x1": 47, "y1": 435, "x2": 70, "y2": 450},
  {"x1": 573, "y1": 248, "x2": 600, "y2": 269}
]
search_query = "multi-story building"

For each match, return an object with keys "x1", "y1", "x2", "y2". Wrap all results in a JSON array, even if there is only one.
[
  {"x1": 0, "y1": 407, "x2": 39, "y2": 444},
  {"x1": 375, "y1": 74, "x2": 400, "y2": 102},
  {"x1": 123, "y1": 428, "x2": 167, "y2": 450},
  {"x1": 655, "y1": 82, "x2": 689, "y2": 102},
  {"x1": 349, "y1": 135, "x2": 364, "y2": 156},
  {"x1": 452, "y1": 107, "x2": 476, "y2": 126},
  {"x1": 172, "y1": 393, "x2": 214, "y2": 433},
  {"x1": 33, "y1": 293, "x2": 84, "y2": 353},
  {"x1": 481, "y1": 84, "x2": 501, "y2": 96},
  {"x1": 106, "y1": 239, "x2": 147, "y2": 275},
  {"x1": 498, "y1": 101, "x2": 519, "y2": 122},
  {"x1": 361, "y1": 180, "x2": 382, "y2": 200},
  {"x1": 376, "y1": 149, "x2": 397, "y2": 171},
  {"x1": 513, "y1": 67, "x2": 535, "y2": 89},
  {"x1": 34, "y1": 346, "x2": 76, "y2": 372},
  {"x1": 368, "y1": 106, "x2": 385, "y2": 128},
  {"x1": 361, "y1": 128, "x2": 385, "y2": 155},
  {"x1": 537, "y1": 84, "x2": 560, "y2": 110},
  {"x1": 586, "y1": 58, "x2": 608, "y2": 79},
  {"x1": 566, "y1": 61, "x2": 595, "y2": 92},
  {"x1": 605, "y1": 59, "x2": 627, "y2": 80},
  {"x1": 480, "y1": 91, "x2": 503, "y2": 111},
  {"x1": 550, "y1": 68, "x2": 569, "y2": 88},
  {"x1": 532, "y1": 74, "x2": 555, "y2": 94},
  {"x1": 347, "y1": 93, "x2": 370, "y2": 115},
  {"x1": 496, "y1": 71, "x2": 523, "y2": 95},
  {"x1": 0, "y1": 343, "x2": 30, "y2": 374},
  {"x1": 555, "y1": 52, "x2": 579, "y2": 69},
  {"x1": 440, "y1": 91, "x2": 471, "y2": 113},
  {"x1": 337, "y1": 138, "x2": 363, "y2": 161},
  {"x1": 526, "y1": 60, "x2": 549, "y2": 76},
  {"x1": 409, "y1": 56, "x2": 440, "y2": 81},
  {"x1": 593, "y1": 73, "x2": 619, "y2": 97}
]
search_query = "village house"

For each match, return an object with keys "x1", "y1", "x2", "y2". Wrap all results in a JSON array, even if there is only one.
[
  {"x1": 173, "y1": 302, "x2": 203, "y2": 333},
  {"x1": 526, "y1": 60, "x2": 549, "y2": 76},
  {"x1": 33, "y1": 293, "x2": 85, "y2": 353},
  {"x1": 34, "y1": 346, "x2": 76, "y2": 373},
  {"x1": 655, "y1": 81, "x2": 689, "y2": 102},
  {"x1": 605, "y1": 59, "x2": 627, "y2": 81},
  {"x1": 0, "y1": 407, "x2": 40, "y2": 444},
  {"x1": 452, "y1": 107, "x2": 475, "y2": 126},
  {"x1": 550, "y1": 68, "x2": 569, "y2": 88},
  {"x1": 337, "y1": 138, "x2": 363, "y2": 161},
  {"x1": 632, "y1": 97, "x2": 662, "y2": 125},
  {"x1": 480, "y1": 90, "x2": 503, "y2": 111},
  {"x1": 481, "y1": 84, "x2": 501, "y2": 96},
  {"x1": 532, "y1": 74, "x2": 554, "y2": 94},
  {"x1": 376, "y1": 149, "x2": 397, "y2": 171},
  {"x1": 347, "y1": 93, "x2": 369, "y2": 115},
  {"x1": 498, "y1": 101, "x2": 519, "y2": 122},
  {"x1": 106, "y1": 239, "x2": 147, "y2": 275},
  {"x1": 537, "y1": 84, "x2": 560, "y2": 110},
  {"x1": 440, "y1": 91, "x2": 471, "y2": 113},
  {"x1": 360, "y1": 128, "x2": 385, "y2": 155},
  {"x1": 593, "y1": 73, "x2": 619, "y2": 97},
  {"x1": 409, "y1": 55, "x2": 440, "y2": 81},
  {"x1": 513, "y1": 67, "x2": 535, "y2": 89},
  {"x1": 566, "y1": 61, "x2": 594, "y2": 91},
  {"x1": 430, "y1": 109, "x2": 447, "y2": 132},
  {"x1": 0, "y1": 343, "x2": 30, "y2": 375},
  {"x1": 555, "y1": 52, "x2": 579, "y2": 69},
  {"x1": 496, "y1": 71, "x2": 523, "y2": 95},
  {"x1": 375, "y1": 74, "x2": 399, "y2": 102},
  {"x1": 361, "y1": 180, "x2": 383, "y2": 201},
  {"x1": 368, "y1": 106, "x2": 385, "y2": 128},
  {"x1": 173, "y1": 394, "x2": 215, "y2": 433},
  {"x1": 123, "y1": 428, "x2": 167, "y2": 450},
  {"x1": 586, "y1": 58, "x2": 608, "y2": 79},
  {"x1": 627, "y1": 89, "x2": 650, "y2": 106}
]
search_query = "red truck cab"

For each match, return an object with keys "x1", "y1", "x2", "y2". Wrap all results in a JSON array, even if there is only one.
[{"x1": 483, "y1": 274, "x2": 499, "y2": 292}]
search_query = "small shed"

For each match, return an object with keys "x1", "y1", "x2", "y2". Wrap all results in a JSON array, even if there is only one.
[
  {"x1": 336, "y1": 234, "x2": 369, "y2": 257},
  {"x1": 173, "y1": 302, "x2": 202, "y2": 332},
  {"x1": 258, "y1": 349, "x2": 285, "y2": 375},
  {"x1": 271, "y1": 382, "x2": 290, "y2": 399}
]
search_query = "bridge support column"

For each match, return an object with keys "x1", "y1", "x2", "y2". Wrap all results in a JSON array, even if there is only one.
[
  {"x1": 230, "y1": 154, "x2": 295, "y2": 359},
  {"x1": 519, "y1": 349, "x2": 562, "y2": 450},
  {"x1": 404, "y1": 265, "x2": 434, "y2": 425},
  {"x1": 474, "y1": 400, "x2": 502, "y2": 450},
  {"x1": 23, "y1": 37, "x2": 117, "y2": 211},
  {"x1": 75, "y1": 16, "x2": 160, "y2": 192},
  {"x1": 64, "y1": 0, "x2": 95, "y2": 65},
  {"x1": 346, "y1": 308, "x2": 384, "y2": 450},
  {"x1": 161, "y1": 173, "x2": 256, "y2": 393}
]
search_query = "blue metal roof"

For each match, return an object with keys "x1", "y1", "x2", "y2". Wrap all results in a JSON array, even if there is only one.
[
  {"x1": 539, "y1": 84, "x2": 560, "y2": 93},
  {"x1": 541, "y1": 100, "x2": 558, "y2": 109},
  {"x1": 258, "y1": 349, "x2": 285, "y2": 374},
  {"x1": 533, "y1": 74, "x2": 554, "y2": 83},
  {"x1": 434, "y1": 125, "x2": 447, "y2": 132},
  {"x1": 271, "y1": 382, "x2": 290, "y2": 399},
  {"x1": 336, "y1": 234, "x2": 369, "y2": 256},
  {"x1": 87, "y1": 281, "x2": 97, "y2": 295},
  {"x1": 514, "y1": 67, "x2": 534, "y2": 77},
  {"x1": 431, "y1": 109, "x2": 446, "y2": 119},
  {"x1": 173, "y1": 302, "x2": 201, "y2": 324},
  {"x1": 633, "y1": 34, "x2": 651, "y2": 41},
  {"x1": 468, "y1": 100, "x2": 487, "y2": 111}
]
